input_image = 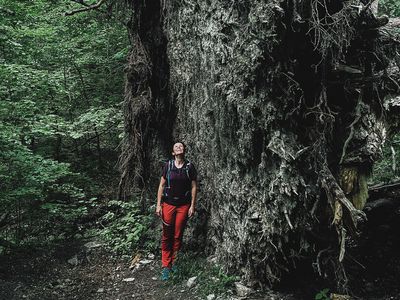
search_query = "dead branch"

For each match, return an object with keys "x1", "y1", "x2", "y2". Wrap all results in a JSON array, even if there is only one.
[
  {"x1": 368, "y1": 180, "x2": 400, "y2": 192},
  {"x1": 0, "y1": 212, "x2": 9, "y2": 229},
  {"x1": 387, "y1": 17, "x2": 400, "y2": 28},
  {"x1": 339, "y1": 92, "x2": 362, "y2": 165},
  {"x1": 361, "y1": 0, "x2": 377, "y2": 14},
  {"x1": 65, "y1": 0, "x2": 105, "y2": 16}
]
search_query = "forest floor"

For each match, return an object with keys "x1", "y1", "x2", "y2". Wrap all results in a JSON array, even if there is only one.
[
  {"x1": 0, "y1": 237, "x2": 298, "y2": 300},
  {"x1": 0, "y1": 238, "x2": 202, "y2": 300},
  {"x1": 1, "y1": 231, "x2": 400, "y2": 299}
]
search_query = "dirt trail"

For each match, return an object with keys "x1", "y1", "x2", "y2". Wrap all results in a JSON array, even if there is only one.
[
  {"x1": 4, "y1": 237, "x2": 399, "y2": 300},
  {"x1": 0, "y1": 239, "x2": 201, "y2": 300},
  {"x1": 0, "y1": 237, "x2": 304, "y2": 300}
]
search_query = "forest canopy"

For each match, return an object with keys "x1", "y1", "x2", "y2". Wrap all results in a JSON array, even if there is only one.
[{"x1": 0, "y1": 0, "x2": 127, "y2": 249}]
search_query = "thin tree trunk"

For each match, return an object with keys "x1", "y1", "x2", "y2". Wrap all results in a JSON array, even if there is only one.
[{"x1": 95, "y1": 127, "x2": 102, "y2": 168}]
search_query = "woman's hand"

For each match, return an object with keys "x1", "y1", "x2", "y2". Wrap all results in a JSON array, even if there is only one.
[
  {"x1": 188, "y1": 205, "x2": 195, "y2": 218},
  {"x1": 156, "y1": 203, "x2": 162, "y2": 217}
]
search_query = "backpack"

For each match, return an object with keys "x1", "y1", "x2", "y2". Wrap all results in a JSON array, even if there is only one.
[{"x1": 163, "y1": 159, "x2": 192, "y2": 199}]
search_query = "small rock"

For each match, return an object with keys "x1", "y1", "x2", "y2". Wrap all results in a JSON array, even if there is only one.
[
  {"x1": 151, "y1": 277, "x2": 157, "y2": 280},
  {"x1": 331, "y1": 294, "x2": 352, "y2": 300},
  {"x1": 96, "y1": 288, "x2": 104, "y2": 293},
  {"x1": 139, "y1": 259, "x2": 152, "y2": 264},
  {"x1": 234, "y1": 282, "x2": 253, "y2": 297},
  {"x1": 186, "y1": 276, "x2": 197, "y2": 288},
  {"x1": 84, "y1": 241, "x2": 103, "y2": 249},
  {"x1": 122, "y1": 277, "x2": 135, "y2": 282},
  {"x1": 207, "y1": 255, "x2": 217, "y2": 264},
  {"x1": 211, "y1": 276, "x2": 219, "y2": 282},
  {"x1": 207, "y1": 294, "x2": 216, "y2": 300},
  {"x1": 67, "y1": 255, "x2": 79, "y2": 266}
]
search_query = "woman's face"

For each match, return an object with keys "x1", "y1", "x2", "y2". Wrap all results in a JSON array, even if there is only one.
[{"x1": 172, "y1": 142, "x2": 185, "y2": 156}]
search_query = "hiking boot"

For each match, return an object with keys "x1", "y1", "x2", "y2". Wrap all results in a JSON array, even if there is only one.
[{"x1": 161, "y1": 267, "x2": 171, "y2": 280}]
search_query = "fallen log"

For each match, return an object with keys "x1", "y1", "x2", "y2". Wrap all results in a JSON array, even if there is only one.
[
  {"x1": 368, "y1": 180, "x2": 400, "y2": 200},
  {"x1": 364, "y1": 198, "x2": 400, "y2": 211},
  {"x1": 369, "y1": 180, "x2": 400, "y2": 191}
]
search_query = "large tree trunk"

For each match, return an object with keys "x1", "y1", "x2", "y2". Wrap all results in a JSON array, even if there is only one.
[{"x1": 118, "y1": 0, "x2": 400, "y2": 291}]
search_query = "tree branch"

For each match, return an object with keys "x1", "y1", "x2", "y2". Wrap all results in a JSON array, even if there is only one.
[
  {"x1": 73, "y1": 121, "x2": 119, "y2": 149},
  {"x1": 65, "y1": 0, "x2": 105, "y2": 16},
  {"x1": 0, "y1": 237, "x2": 16, "y2": 249},
  {"x1": 0, "y1": 212, "x2": 9, "y2": 229}
]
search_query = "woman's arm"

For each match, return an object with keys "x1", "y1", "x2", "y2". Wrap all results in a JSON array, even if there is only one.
[
  {"x1": 188, "y1": 180, "x2": 197, "y2": 217},
  {"x1": 156, "y1": 176, "x2": 166, "y2": 217}
]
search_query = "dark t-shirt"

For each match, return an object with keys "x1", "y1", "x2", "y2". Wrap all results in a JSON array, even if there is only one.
[{"x1": 161, "y1": 159, "x2": 197, "y2": 206}]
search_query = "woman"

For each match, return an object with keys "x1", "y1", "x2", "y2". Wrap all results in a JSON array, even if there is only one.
[{"x1": 156, "y1": 141, "x2": 198, "y2": 280}]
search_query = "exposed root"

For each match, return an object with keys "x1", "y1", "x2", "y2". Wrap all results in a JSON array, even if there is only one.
[
  {"x1": 339, "y1": 91, "x2": 363, "y2": 165},
  {"x1": 320, "y1": 164, "x2": 367, "y2": 231},
  {"x1": 118, "y1": 31, "x2": 153, "y2": 201}
]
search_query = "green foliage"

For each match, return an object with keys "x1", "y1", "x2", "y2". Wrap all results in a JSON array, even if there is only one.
[
  {"x1": 168, "y1": 252, "x2": 238, "y2": 298},
  {"x1": 69, "y1": 107, "x2": 122, "y2": 140},
  {"x1": 97, "y1": 200, "x2": 154, "y2": 254},
  {"x1": 379, "y1": 0, "x2": 400, "y2": 17},
  {"x1": 0, "y1": 126, "x2": 78, "y2": 205},
  {"x1": 369, "y1": 134, "x2": 400, "y2": 185},
  {"x1": 0, "y1": 0, "x2": 127, "y2": 250},
  {"x1": 0, "y1": 121, "x2": 89, "y2": 246},
  {"x1": 315, "y1": 288, "x2": 330, "y2": 300}
]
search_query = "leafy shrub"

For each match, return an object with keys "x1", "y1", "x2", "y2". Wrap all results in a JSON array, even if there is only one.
[
  {"x1": 168, "y1": 252, "x2": 238, "y2": 298},
  {"x1": 380, "y1": 0, "x2": 400, "y2": 17},
  {"x1": 0, "y1": 129, "x2": 87, "y2": 247},
  {"x1": 315, "y1": 288, "x2": 330, "y2": 300},
  {"x1": 369, "y1": 134, "x2": 400, "y2": 185},
  {"x1": 96, "y1": 200, "x2": 154, "y2": 254}
]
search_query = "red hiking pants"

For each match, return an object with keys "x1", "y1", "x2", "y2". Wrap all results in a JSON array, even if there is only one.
[{"x1": 161, "y1": 202, "x2": 190, "y2": 268}]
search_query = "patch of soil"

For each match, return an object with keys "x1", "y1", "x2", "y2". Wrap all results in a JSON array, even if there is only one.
[
  {"x1": 0, "y1": 238, "x2": 306, "y2": 300},
  {"x1": 8, "y1": 234, "x2": 399, "y2": 300},
  {"x1": 0, "y1": 239, "x2": 199, "y2": 300},
  {"x1": 346, "y1": 221, "x2": 400, "y2": 300}
]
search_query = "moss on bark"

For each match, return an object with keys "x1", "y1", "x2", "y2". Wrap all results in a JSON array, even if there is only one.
[{"x1": 118, "y1": 0, "x2": 400, "y2": 290}]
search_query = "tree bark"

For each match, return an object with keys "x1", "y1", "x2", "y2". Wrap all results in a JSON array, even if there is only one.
[{"x1": 119, "y1": 0, "x2": 400, "y2": 290}]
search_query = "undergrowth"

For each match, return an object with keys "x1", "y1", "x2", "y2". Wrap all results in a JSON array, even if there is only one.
[
  {"x1": 95, "y1": 199, "x2": 158, "y2": 255},
  {"x1": 167, "y1": 251, "x2": 238, "y2": 298}
]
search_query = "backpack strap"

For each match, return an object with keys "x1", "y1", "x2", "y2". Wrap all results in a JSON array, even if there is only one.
[
  {"x1": 165, "y1": 159, "x2": 173, "y2": 197},
  {"x1": 184, "y1": 159, "x2": 191, "y2": 180},
  {"x1": 165, "y1": 159, "x2": 192, "y2": 194}
]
